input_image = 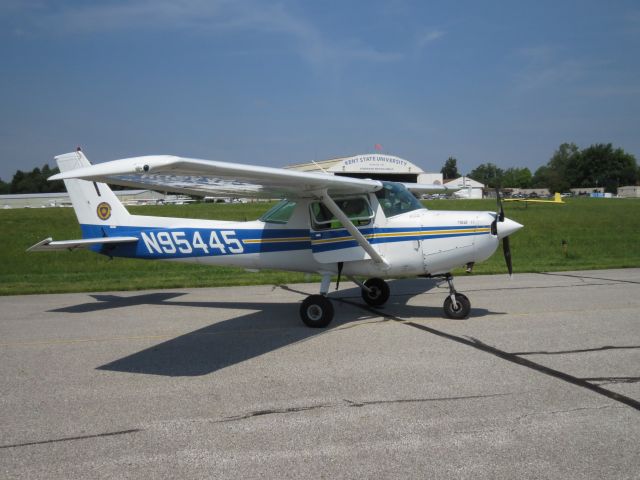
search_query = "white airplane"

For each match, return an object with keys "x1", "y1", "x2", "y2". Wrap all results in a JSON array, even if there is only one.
[
  {"x1": 28, "y1": 149, "x2": 523, "y2": 327},
  {"x1": 453, "y1": 187, "x2": 473, "y2": 199}
]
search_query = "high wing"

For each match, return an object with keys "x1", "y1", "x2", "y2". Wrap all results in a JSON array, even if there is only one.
[
  {"x1": 49, "y1": 155, "x2": 451, "y2": 199},
  {"x1": 27, "y1": 236, "x2": 139, "y2": 252},
  {"x1": 49, "y1": 155, "x2": 380, "y2": 199}
]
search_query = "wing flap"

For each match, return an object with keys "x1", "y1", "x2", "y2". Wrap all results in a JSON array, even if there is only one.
[{"x1": 27, "y1": 236, "x2": 139, "y2": 252}]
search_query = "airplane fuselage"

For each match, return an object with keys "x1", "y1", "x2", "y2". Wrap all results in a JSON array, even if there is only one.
[{"x1": 82, "y1": 194, "x2": 501, "y2": 279}]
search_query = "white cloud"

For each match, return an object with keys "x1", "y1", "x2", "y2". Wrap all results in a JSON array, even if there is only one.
[{"x1": 416, "y1": 29, "x2": 445, "y2": 49}]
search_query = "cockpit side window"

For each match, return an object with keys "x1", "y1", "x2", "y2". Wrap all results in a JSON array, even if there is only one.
[
  {"x1": 375, "y1": 181, "x2": 424, "y2": 217},
  {"x1": 310, "y1": 196, "x2": 373, "y2": 230}
]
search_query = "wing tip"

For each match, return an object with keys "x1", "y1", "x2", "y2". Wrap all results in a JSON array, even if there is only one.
[{"x1": 26, "y1": 237, "x2": 53, "y2": 252}]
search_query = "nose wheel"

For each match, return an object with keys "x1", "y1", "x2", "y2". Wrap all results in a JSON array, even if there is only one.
[
  {"x1": 443, "y1": 293, "x2": 470, "y2": 319},
  {"x1": 442, "y1": 274, "x2": 470, "y2": 319}
]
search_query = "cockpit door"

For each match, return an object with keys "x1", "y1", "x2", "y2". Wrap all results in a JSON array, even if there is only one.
[{"x1": 309, "y1": 196, "x2": 378, "y2": 264}]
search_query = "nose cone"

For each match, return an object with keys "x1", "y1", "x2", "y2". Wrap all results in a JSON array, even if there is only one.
[{"x1": 497, "y1": 217, "x2": 523, "y2": 239}]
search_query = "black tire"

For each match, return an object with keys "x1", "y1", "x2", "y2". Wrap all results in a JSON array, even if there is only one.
[
  {"x1": 443, "y1": 293, "x2": 471, "y2": 319},
  {"x1": 300, "y1": 295, "x2": 334, "y2": 328},
  {"x1": 361, "y1": 278, "x2": 390, "y2": 307}
]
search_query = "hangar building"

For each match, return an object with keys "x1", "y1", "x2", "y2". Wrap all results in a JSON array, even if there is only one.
[
  {"x1": 285, "y1": 154, "x2": 443, "y2": 184},
  {"x1": 1, "y1": 190, "x2": 172, "y2": 209}
]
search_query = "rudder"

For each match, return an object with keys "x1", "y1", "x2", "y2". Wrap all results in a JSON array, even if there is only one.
[{"x1": 55, "y1": 150, "x2": 131, "y2": 228}]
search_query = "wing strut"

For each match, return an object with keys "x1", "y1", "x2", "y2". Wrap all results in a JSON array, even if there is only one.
[{"x1": 320, "y1": 191, "x2": 388, "y2": 267}]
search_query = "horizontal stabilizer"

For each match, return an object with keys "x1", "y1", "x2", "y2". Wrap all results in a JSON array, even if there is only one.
[{"x1": 27, "y1": 236, "x2": 139, "y2": 252}]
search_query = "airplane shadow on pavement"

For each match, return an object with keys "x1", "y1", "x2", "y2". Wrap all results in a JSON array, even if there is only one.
[{"x1": 48, "y1": 280, "x2": 499, "y2": 377}]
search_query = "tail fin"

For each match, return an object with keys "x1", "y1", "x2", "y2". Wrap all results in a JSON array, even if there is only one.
[
  {"x1": 55, "y1": 150, "x2": 131, "y2": 228},
  {"x1": 554, "y1": 192, "x2": 563, "y2": 203}
]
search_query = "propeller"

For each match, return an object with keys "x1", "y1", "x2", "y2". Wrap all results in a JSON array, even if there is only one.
[
  {"x1": 503, "y1": 235, "x2": 513, "y2": 277},
  {"x1": 495, "y1": 187, "x2": 513, "y2": 277}
]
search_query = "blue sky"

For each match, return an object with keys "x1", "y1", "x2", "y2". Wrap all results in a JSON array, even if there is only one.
[{"x1": 1, "y1": 0, "x2": 639, "y2": 181}]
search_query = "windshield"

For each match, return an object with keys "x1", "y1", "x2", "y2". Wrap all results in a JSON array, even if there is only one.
[{"x1": 375, "y1": 182, "x2": 424, "y2": 217}]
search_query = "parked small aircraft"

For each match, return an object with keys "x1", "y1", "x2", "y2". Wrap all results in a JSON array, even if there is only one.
[
  {"x1": 28, "y1": 149, "x2": 523, "y2": 327},
  {"x1": 504, "y1": 192, "x2": 565, "y2": 204}
]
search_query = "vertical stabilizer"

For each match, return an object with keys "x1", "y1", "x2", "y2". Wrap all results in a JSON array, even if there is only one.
[{"x1": 54, "y1": 150, "x2": 131, "y2": 228}]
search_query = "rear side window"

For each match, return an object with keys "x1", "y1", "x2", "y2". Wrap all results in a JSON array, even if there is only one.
[
  {"x1": 310, "y1": 197, "x2": 373, "y2": 230},
  {"x1": 261, "y1": 200, "x2": 297, "y2": 224}
]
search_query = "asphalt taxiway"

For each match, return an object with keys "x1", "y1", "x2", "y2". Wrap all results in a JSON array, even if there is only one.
[{"x1": 1, "y1": 269, "x2": 639, "y2": 478}]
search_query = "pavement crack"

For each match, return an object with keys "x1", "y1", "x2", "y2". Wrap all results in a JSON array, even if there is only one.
[
  {"x1": 538, "y1": 272, "x2": 640, "y2": 285},
  {"x1": 516, "y1": 404, "x2": 624, "y2": 423},
  {"x1": 344, "y1": 392, "x2": 512, "y2": 408},
  {"x1": 0, "y1": 429, "x2": 141, "y2": 450},
  {"x1": 218, "y1": 403, "x2": 335, "y2": 422},
  {"x1": 218, "y1": 393, "x2": 512, "y2": 423},
  {"x1": 581, "y1": 376, "x2": 640, "y2": 385},
  {"x1": 511, "y1": 345, "x2": 640, "y2": 356}
]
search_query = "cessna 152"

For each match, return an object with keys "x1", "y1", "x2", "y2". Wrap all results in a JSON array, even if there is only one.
[{"x1": 28, "y1": 149, "x2": 523, "y2": 327}]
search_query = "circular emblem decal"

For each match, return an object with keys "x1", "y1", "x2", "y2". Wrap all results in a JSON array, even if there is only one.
[{"x1": 97, "y1": 202, "x2": 112, "y2": 221}]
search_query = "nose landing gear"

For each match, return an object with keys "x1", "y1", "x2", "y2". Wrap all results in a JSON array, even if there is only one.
[{"x1": 442, "y1": 274, "x2": 470, "y2": 319}]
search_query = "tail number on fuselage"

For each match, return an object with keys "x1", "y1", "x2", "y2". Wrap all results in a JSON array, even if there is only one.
[{"x1": 141, "y1": 230, "x2": 244, "y2": 255}]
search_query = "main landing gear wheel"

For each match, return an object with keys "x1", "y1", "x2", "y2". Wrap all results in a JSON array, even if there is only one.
[
  {"x1": 361, "y1": 278, "x2": 390, "y2": 307},
  {"x1": 300, "y1": 295, "x2": 334, "y2": 328},
  {"x1": 443, "y1": 293, "x2": 470, "y2": 319}
]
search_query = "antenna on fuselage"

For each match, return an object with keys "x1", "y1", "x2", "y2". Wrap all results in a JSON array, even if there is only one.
[{"x1": 311, "y1": 159, "x2": 329, "y2": 174}]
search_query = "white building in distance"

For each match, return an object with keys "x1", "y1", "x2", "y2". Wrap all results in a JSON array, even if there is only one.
[
  {"x1": 617, "y1": 186, "x2": 640, "y2": 198},
  {"x1": 0, "y1": 190, "x2": 174, "y2": 209},
  {"x1": 443, "y1": 176, "x2": 485, "y2": 199}
]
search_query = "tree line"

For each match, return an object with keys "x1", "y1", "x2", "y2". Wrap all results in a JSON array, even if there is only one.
[
  {"x1": 441, "y1": 143, "x2": 639, "y2": 193},
  {"x1": 0, "y1": 164, "x2": 66, "y2": 195},
  {"x1": 0, "y1": 164, "x2": 128, "y2": 194}
]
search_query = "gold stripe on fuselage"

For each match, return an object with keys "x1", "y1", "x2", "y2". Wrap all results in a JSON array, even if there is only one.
[{"x1": 310, "y1": 228, "x2": 490, "y2": 245}]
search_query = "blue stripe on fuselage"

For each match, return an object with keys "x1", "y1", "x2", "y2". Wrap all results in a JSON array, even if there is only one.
[
  {"x1": 80, "y1": 224, "x2": 311, "y2": 259},
  {"x1": 79, "y1": 224, "x2": 492, "y2": 259}
]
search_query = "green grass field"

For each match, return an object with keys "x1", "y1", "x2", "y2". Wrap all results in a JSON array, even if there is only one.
[{"x1": 1, "y1": 198, "x2": 639, "y2": 295}]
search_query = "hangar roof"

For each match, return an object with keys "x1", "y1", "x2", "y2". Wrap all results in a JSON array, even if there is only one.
[
  {"x1": 443, "y1": 176, "x2": 485, "y2": 188},
  {"x1": 286, "y1": 154, "x2": 425, "y2": 175}
]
